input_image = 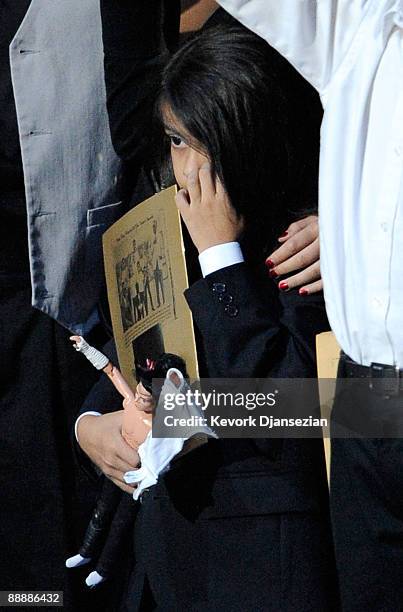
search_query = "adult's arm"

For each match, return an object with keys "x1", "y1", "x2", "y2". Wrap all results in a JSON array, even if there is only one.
[
  {"x1": 180, "y1": 0, "x2": 218, "y2": 35},
  {"x1": 216, "y1": 0, "x2": 374, "y2": 93}
]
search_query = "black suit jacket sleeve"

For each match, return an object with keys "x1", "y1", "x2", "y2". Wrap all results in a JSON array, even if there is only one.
[{"x1": 184, "y1": 262, "x2": 329, "y2": 378}]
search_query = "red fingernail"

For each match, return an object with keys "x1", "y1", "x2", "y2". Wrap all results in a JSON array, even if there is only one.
[
  {"x1": 279, "y1": 231, "x2": 288, "y2": 238},
  {"x1": 279, "y1": 281, "x2": 289, "y2": 291},
  {"x1": 268, "y1": 269, "x2": 278, "y2": 278},
  {"x1": 299, "y1": 288, "x2": 309, "y2": 295},
  {"x1": 265, "y1": 258, "x2": 275, "y2": 269}
]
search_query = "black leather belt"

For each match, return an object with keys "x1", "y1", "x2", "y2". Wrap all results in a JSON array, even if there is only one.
[{"x1": 341, "y1": 354, "x2": 403, "y2": 397}]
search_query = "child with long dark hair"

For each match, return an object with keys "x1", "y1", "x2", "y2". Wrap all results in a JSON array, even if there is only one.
[{"x1": 114, "y1": 21, "x2": 338, "y2": 611}]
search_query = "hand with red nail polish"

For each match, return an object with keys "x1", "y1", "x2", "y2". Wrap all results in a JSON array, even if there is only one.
[{"x1": 265, "y1": 215, "x2": 322, "y2": 294}]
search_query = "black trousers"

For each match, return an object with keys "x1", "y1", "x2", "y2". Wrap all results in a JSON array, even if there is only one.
[{"x1": 330, "y1": 358, "x2": 403, "y2": 612}]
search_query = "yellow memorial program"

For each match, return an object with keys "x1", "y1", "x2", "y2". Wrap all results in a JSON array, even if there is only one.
[{"x1": 103, "y1": 186, "x2": 198, "y2": 389}]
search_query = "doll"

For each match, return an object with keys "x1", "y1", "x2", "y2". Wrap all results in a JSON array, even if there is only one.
[
  {"x1": 70, "y1": 335, "x2": 158, "y2": 448},
  {"x1": 66, "y1": 337, "x2": 193, "y2": 586}
]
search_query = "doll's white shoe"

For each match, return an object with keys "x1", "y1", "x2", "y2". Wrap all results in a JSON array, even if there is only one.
[
  {"x1": 85, "y1": 571, "x2": 105, "y2": 587},
  {"x1": 65, "y1": 553, "x2": 91, "y2": 568}
]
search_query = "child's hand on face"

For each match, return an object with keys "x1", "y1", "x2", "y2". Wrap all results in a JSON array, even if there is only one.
[{"x1": 176, "y1": 163, "x2": 243, "y2": 254}]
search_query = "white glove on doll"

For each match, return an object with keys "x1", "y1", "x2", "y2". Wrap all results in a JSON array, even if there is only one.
[{"x1": 124, "y1": 368, "x2": 216, "y2": 500}]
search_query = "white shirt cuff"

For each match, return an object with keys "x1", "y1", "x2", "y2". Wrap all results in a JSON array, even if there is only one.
[
  {"x1": 75, "y1": 411, "x2": 101, "y2": 443},
  {"x1": 198, "y1": 242, "x2": 244, "y2": 278}
]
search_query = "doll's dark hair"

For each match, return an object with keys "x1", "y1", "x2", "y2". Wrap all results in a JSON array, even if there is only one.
[
  {"x1": 135, "y1": 353, "x2": 189, "y2": 397},
  {"x1": 156, "y1": 21, "x2": 322, "y2": 260}
]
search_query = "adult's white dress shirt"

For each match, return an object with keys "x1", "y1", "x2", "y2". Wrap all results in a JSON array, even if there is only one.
[{"x1": 208, "y1": 0, "x2": 403, "y2": 368}]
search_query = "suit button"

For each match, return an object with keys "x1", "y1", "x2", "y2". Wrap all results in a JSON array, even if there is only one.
[
  {"x1": 224, "y1": 304, "x2": 239, "y2": 317},
  {"x1": 212, "y1": 282, "x2": 226, "y2": 294},
  {"x1": 219, "y1": 294, "x2": 233, "y2": 304}
]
